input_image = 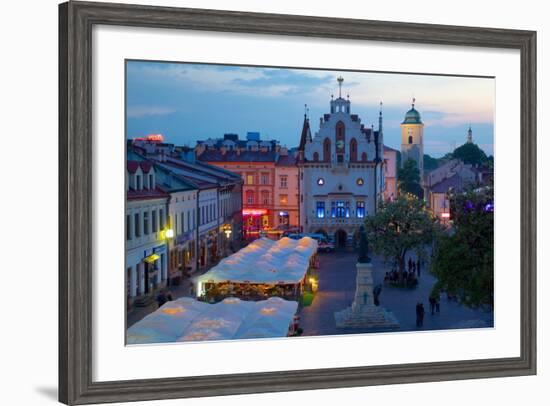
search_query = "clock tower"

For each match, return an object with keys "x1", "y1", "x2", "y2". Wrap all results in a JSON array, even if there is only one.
[{"x1": 400, "y1": 99, "x2": 425, "y2": 182}]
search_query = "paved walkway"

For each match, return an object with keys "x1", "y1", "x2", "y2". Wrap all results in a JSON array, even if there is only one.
[{"x1": 299, "y1": 249, "x2": 493, "y2": 336}]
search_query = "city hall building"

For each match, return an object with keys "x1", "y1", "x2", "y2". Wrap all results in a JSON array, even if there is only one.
[{"x1": 298, "y1": 78, "x2": 385, "y2": 247}]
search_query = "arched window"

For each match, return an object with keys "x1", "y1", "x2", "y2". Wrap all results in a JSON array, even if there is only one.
[
  {"x1": 349, "y1": 138, "x2": 357, "y2": 162},
  {"x1": 313, "y1": 151, "x2": 319, "y2": 162},
  {"x1": 335, "y1": 121, "x2": 345, "y2": 163},
  {"x1": 408, "y1": 135, "x2": 413, "y2": 144},
  {"x1": 361, "y1": 152, "x2": 367, "y2": 162},
  {"x1": 323, "y1": 138, "x2": 331, "y2": 162}
]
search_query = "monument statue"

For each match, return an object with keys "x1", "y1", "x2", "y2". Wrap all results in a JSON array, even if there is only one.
[
  {"x1": 334, "y1": 225, "x2": 399, "y2": 330},
  {"x1": 357, "y1": 225, "x2": 370, "y2": 263}
]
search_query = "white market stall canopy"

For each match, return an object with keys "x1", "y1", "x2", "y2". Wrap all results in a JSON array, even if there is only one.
[
  {"x1": 197, "y1": 237, "x2": 318, "y2": 286},
  {"x1": 127, "y1": 296, "x2": 298, "y2": 344}
]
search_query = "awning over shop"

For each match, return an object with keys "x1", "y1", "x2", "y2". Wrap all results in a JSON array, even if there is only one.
[
  {"x1": 127, "y1": 296, "x2": 298, "y2": 344},
  {"x1": 197, "y1": 237, "x2": 318, "y2": 286}
]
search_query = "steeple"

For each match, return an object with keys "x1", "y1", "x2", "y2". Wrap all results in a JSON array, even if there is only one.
[
  {"x1": 467, "y1": 125, "x2": 473, "y2": 144},
  {"x1": 337, "y1": 76, "x2": 344, "y2": 98},
  {"x1": 378, "y1": 101, "x2": 383, "y2": 136},
  {"x1": 330, "y1": 76, "x2": 351, "y2": 114},
  {"x1": 297, "y1": 111, "x2": 311, "y2": 160}
]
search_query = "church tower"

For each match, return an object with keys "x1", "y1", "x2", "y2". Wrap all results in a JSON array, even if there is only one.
[
  {"x1": 400, "y1": 99, "x2": 424, "y2": 181},
  {"x1": 467, "y1": 125, "x2": 473, "y2": 144}
]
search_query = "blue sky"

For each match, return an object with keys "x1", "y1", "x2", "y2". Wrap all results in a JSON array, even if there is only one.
[{"x1": 126, "y1": 61, "x2": 495, "y2": 158}]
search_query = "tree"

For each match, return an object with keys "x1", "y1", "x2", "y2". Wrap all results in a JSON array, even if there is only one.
[
  {"x1": 398, "y1": 159, "x2": 423, "y2": 198},
  {"x1": 430, "y1": 187, "x2": 494, "y2": 309},
  {"x1": 452, "y1": 143, "x2": 488, "y2": 166},
  {"x1": 364, "y1": 195, "x2": 438, "y2": 273},
  {"x1": 423, "y1": 154, "x2": 439, "y2": 171}
]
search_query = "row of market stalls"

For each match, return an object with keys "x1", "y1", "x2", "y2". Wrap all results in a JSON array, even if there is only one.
[
  {"x1": 127, "y1": 296, "x2": 299, "y2": 344},
  {"x1": 127, "y1": 237, "x2": 318, "y2": 344},
  {"x1": 195, "y1": 237, "x2": 319, "y2": 302}
]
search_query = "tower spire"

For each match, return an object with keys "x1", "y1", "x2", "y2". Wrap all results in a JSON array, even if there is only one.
[
  {"x1": 378, "y1": 101, "x2": 383, "y2": 135},
  {"x1": 412, "y1": 97, "x2": 416, "y2": 108},
  {"x1": 337, "y1": 76, "x2": 344, "y2": 98},
  {"x1": 467, "y1": 124, "x2": 473, "y2": 143}
]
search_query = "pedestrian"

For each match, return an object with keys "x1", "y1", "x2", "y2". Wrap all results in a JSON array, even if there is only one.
[
  {"x1": 435, "y1": 297, "x2": 440, "y2": 313},
  {"x1": 416, "y1": 259, "x2": 421, "y2": 277},
  {"x1": 419, "y1": 303, "x2": 430, "y2": 327},
  {"x1": 415, "y1": 303, "x2": 422, "y2": 327},
  {"x1": 166, "y1": 290, "x2": 173, "y2": 301},
  {"x1": 155, "y1": 290, "x2": 167, "y2": 308},
  {"x1": 429, "y1": 295, "x2": 436, "y2": 315},
  {"x1": 189, "y1": 282, "x2": 194, "y2": 296}
]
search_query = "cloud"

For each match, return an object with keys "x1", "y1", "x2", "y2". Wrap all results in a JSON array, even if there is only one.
[{"x1": 127, "y1": 106, "x2": 177, "y2": 118}]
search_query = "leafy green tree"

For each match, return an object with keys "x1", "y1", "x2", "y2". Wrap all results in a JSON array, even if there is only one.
[
  {"x1": 364, "y1": 195, "x2": 438, "y2": 273},
  {"x1": 423, "y1": 154, "x2": 439, "y2": 171},
  {"x1": 452, "y1": 143, "x2": 488, "y2": 166},
  {"x1": 430, "y1": 187, "x2": 494, "y2": 308},
  {"x1": 398, "y1": 159, "x2": 423, "y2": 198}
]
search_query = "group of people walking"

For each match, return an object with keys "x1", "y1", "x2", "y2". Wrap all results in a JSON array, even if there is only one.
[
  {"x1": 416, "y1": 292, "x2": 441, "y2": 327},
  {"x1": 408, "y1": 258, "x2": 422, "y2": 277}
]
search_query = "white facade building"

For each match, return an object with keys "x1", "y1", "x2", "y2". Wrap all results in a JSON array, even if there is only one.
[
  {"x1": 126, "y1": 161, "x2": 169, "y2": 307},
  {"x1": 298, "y1": 78, "x2": 384, "y2": 247}
]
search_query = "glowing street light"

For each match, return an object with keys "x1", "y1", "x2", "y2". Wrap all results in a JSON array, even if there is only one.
[{"x1": 164, "y1": 228, "x2": 174, "y2": 239}]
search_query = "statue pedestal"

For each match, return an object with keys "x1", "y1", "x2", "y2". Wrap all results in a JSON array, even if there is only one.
[{"x1": 335, "y1": 262, "x2": 399, "y2": 330}]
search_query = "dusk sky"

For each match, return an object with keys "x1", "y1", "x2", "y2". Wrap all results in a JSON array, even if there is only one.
[{"x1": 126, "y1": 61, "x2": 495, "y2": 158}]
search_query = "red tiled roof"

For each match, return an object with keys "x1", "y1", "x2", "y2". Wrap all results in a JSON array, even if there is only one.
[
  {"x1": 276, "y1": 154, "x2": 297, "y2": 166},
  {"x1": 127, "y1": 160, "x2": 153, "y2": 174},
  {"x1": 198, "y1": 150, "x2": 278, "y2": 163},
  {"x1": 127, "y1": 186, "x2": 169, "y2": 201}
]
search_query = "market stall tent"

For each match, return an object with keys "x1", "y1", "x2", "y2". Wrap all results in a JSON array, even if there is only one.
[
  {"x1": 196, "y1": 237, "x2": 318, "y2": 290},
  {"x1": 127, "y1": 296, "x2": 298, "y2": 344}
]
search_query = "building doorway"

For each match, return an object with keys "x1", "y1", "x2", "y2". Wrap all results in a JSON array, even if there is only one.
[{"x1": 335, "y1": 229, "x2": 347, "y2": 248}]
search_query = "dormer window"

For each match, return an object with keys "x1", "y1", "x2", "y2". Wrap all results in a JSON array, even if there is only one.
[
  {"x1": 149, "y1": 174, "x2": 154, "y2": 190},
  {"x1": 136, "y1": 175, "x2": 142, "y2": 190}
]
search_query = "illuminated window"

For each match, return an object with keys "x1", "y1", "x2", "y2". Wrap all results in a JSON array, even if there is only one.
[
  {"x1": 316, "y1": 201, "x2": 325, "y2": 218},
  {"x1": 357, "y1": 178, "x2": 364, "y2": 186},
  {"x1": 279, "y1": 194, "x2": 288, "y2": 205},
  {"x1": 317, "y1": 178, "x2": 325, "y2": 186},
  {"x1": 331, "y1": 201, "x2": 350, "y2": 218},
  {"x1": 356, "y1": 201, "x2": 365, "y2": 218},
  {"x1": 246, "y1": 174, "x2": 254, "y2": 185}
]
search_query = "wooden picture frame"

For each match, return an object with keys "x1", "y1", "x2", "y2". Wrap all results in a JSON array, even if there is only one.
[{"x1": 59, "y1": 1, "x2": 536, "y2": 404}]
